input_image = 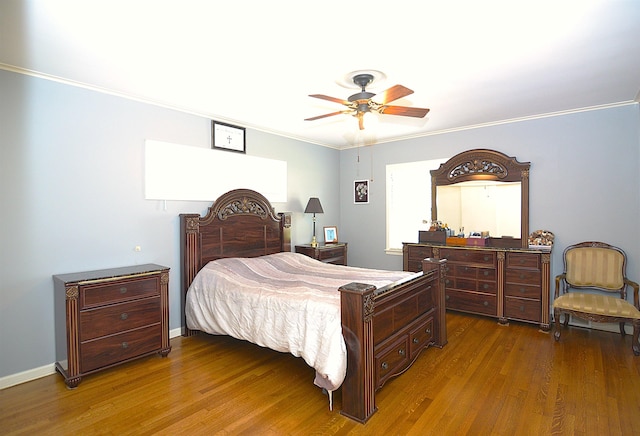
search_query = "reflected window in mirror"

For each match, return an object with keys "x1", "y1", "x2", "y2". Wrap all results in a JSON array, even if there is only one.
[{"x1": 437, "y1": 181, "x2": 521, "y2": 238}]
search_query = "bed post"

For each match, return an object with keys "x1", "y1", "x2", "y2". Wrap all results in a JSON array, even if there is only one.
[
  {"x1": 279, "y1": 212, "x2": 292, "y2": 252},
  {"x1": 180, "y1": 213, "x2": 201, "y2": 337},
  {"x1": 424, "y1": 258, "x2": 448, "y2": 347},
  {"x1": 339, "y1": 282, "x2": 377, "y2": 423}
]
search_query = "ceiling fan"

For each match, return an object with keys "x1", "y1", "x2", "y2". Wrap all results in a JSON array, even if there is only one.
[{"x1": 305, "y1": 73, "x2": 430, "y2": 130}]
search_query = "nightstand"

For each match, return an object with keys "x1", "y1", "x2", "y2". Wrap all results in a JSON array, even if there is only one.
[
  {"x1": 295, "y1": 243, "x2": 348, "y2": 265},
  {"x1": 53, "y1": 264, "x2": 171, "y2": 388}
]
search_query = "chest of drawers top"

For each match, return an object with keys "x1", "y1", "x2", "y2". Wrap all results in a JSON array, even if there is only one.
[{"x1": 54, "y1": 263, "x2": 168, "y2": 285}]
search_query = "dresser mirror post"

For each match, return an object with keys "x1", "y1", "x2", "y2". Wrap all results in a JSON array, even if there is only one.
[{"x1": 430, "y1": 149, "x2": 530, "y2": 249}]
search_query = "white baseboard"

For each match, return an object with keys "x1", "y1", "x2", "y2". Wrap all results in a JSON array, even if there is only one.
[
  {"x1": 0, "y1": 363, "x2": 57, "y2": 390},
  {"x1": 0, "y1": 327, "x2": 184, "y2": 390}
]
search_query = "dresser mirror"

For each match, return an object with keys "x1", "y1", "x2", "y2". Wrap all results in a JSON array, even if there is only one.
[{"x1": 430, "y1": 149, "x2": 530, "y2": 248}]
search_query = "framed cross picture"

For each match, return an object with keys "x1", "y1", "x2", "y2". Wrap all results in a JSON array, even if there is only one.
[{"x1": 212, "y1": 120, "x2": 246, "y2": 153}]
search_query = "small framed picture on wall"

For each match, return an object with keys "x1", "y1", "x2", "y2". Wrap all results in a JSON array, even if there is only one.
[
  {"x1": 212, "y1": 120, "x2": 246, "y2": 153},
  {"x1": 354, "y1": 180, "x2": 369, "y2": 204}
]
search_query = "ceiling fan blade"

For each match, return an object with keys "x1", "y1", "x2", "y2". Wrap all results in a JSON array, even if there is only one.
[
  {"x1": 357, "y1": 112, "x2": 365, "y2": 130},
  {"x1": 375, "y1": 85, "x2": 414, "y2": 104},
  {"x1": 308, "y1": 94, "x2": 351, "y2": 106},
  {"x1": 379, "y1": 105, "x2": 430, "y2": 118},
  {"x1": 304, "y1": 110, "x2": 351, "y2": 121}
]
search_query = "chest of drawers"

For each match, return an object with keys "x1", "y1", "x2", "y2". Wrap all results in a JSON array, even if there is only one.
[
  {"x1": 403, "y1": 243, "x2": 551, "y2": 330},
  {"x1": 54, "y1": 264, "x2": 171, "y2": 388}
]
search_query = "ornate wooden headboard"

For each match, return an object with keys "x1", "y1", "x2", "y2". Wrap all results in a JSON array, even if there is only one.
[{"x1": 179, "y1": 188, "x2": 291, "y2": 334}]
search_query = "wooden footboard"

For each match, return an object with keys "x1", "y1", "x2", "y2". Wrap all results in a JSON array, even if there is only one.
[{"x1": 339, "y1": 258, "x2": 447, "y2": 423}]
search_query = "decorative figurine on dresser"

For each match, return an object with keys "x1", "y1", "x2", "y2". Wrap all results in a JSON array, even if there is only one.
[
  {"x1": 402, "y1": 149, "x2": 553, "y2": 331},
  {"x1": 53, "y1": 264, "x2": 171, "y2": 388}
]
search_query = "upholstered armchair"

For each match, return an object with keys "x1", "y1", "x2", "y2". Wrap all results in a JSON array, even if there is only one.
[{"x1": 553, "y1": 241, "x2": 640, "y2": 355}]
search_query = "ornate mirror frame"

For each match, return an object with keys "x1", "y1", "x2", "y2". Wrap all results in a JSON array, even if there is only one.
[{"x1": 430, "y1": 149, "x2": 530, "y2": 249}]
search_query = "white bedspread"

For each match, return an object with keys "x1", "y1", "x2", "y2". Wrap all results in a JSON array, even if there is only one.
[{"x1": 185, "y1": 251, "x2": 412, "y2": 392}]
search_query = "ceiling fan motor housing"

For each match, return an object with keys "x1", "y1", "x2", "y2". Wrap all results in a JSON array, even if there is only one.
[{"x1": 348, "y1": 73, "x2": 376, "y2": 104}]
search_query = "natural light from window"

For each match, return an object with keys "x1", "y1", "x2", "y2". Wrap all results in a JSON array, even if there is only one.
[{"x1": 386, "y1": 158, "x2": 448, "y2": 252}]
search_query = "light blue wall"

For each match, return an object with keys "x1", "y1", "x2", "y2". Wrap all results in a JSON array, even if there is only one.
[
  {"x1": 0, "y1": 69, "x2": 339, "y2": 378},
  {"x1": 339, "y1": 105, "x2": 640, "y2": 291},
  {"x1": 2, "y1": 67, "x2": 640, "y2": 381}
]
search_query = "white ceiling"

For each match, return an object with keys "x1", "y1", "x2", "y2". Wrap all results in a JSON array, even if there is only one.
[{"x1": 1, "y1": 1, "x2": 639, "y2": 149}]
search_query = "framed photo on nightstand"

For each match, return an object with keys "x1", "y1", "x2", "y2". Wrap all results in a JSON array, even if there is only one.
[{"x1": 324, "y1": 226, "x2": 338, "y2": 244}]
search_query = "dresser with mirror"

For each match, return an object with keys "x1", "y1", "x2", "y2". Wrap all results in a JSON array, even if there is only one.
[{"x1": 403, "y1": 149, "x2": 551, "y2": 331}]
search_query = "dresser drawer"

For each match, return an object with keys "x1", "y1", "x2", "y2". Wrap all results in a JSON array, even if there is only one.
[
  {"x1": 405, "y1": 245, "x2": 434, "y2": 272},
  {"x1": 504, "y1": 283, "x2": 541, "y2": 300},
  {"x1": 453, "y1": 264, "x2": 497, "y2": 281},
  {"x1": 408, "y1": 245, "x2": 433, "y2": 260},
  {"x1": 505, "y1": 269, "x2": 541, "y2": 286},
  {"x1": 504, "y1": 297, "x2": 541, "y2": 323},
  {"x1": 409, "y1": 317, "x2": 434, "y2": 359},
  {"x1": 441, "y1": 248, "x2": 495, "y2": 266},
  {"x1": 318, "y1": 246, "x2": 345, "y2": 261},
  {"x1": 375, "y1": 335, "x2": 409, "y2": 388},
  {"x1": 445, "y1": 276, "x2": 498, "y2": 294},
  {"x1": 506, "y1": 252, "x2": 540, "y2": 270},
  {"x1": 446, "y1": 289, "x2": 497, "y2": 316},
  {"x1": 81, "y1": 324, "x2": 162, "y2": 373},
  {"x1": 79, "y1": 297, "x2": 161, "y2": 341},
  {"x1": 80, "y1": 276, "x2": 160, "y2": 309}
]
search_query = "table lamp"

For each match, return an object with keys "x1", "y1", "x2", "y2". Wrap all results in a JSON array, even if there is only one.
[{"x1": 304, "y1": 197, "x2": 324, "y2": 247}]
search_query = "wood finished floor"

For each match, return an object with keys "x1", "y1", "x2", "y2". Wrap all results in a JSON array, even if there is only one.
[{"x1": 2, "y1": 312, "x2": 640, "y2": 435}]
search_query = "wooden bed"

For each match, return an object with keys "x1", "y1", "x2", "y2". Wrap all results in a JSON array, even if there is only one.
[{"x1": 180, "y1": 188, "x2": 447, "y2": 423}]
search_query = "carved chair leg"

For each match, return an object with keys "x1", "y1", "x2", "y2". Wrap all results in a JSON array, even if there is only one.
[
  {"x1": 632, "y1": 320, "x2": 640, "y2": 356},
  {"x1": 563, "y1": 313, "x2": 570, "y2": 327},
  {"x1": 553, "y1": 309, "x2": 561, "y2": 341},
  {"x1": 619, "y1": 322, "x2": 626, "y2": 337}
]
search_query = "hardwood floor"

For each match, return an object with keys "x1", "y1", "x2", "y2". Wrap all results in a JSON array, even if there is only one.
[{"x1": 3, "y1": 312, "x2": 640, "y2": 435}]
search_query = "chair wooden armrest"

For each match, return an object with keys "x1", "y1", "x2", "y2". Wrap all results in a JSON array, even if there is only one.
[
  {"x1": 554, "y1": 273, "x2": 566, "y2": 298},
  {"x1": 625, "y1": 278, "x2": 640, "y2": 308}
]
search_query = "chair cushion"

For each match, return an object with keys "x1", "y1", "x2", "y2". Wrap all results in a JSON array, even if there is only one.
[
  {"x1": 565, "y1": 247, "x2": 624, "y2": 290},
  {"x1": 554, "y1": 292, "x2": 640, "y2": 319}
]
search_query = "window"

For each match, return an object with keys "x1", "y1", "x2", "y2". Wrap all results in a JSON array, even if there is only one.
[{"x1": 386, "y1": 158, "x2": 448, "y2": 251}]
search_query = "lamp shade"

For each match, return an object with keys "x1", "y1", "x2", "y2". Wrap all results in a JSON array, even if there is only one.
[{"x1": 304, "y1": 197, "x2": 324, "y2": 214}]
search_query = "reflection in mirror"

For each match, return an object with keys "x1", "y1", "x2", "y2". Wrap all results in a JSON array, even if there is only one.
[
  {"x1": 430, "y1": 149, "x2": 530, "y2": 248},
  {"x1": 437, "y1": 181, "x2": 521, "y2": 238}
]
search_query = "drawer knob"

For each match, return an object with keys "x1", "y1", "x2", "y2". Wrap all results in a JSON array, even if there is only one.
[
  {"x1": 519, "y1": 288, "x2": 526, "y2": 294},
  {"x1": 121, "y1": 342, "x2": 129, "y2": 349},
  {"x1": 483, "y1": 255, "x2": 489, "y2": 261},
  {"x1": 483, "y1": 301, "x2": 489, "y2": 307},
  {"x1": 425, "y1": 328, "x2": 431, "y2": 334},
  {"x1": 520, "y1": 305, "x2": 525, "y2": 312},
  {"x1": 120, "y1": 313, "x2": 129, "y2": 320},
  {"x1": 381, "y1": 362, "x2": 388, "y2": 370},
  {"x1": 413, "y1": 338, "x2": 420, "y2": 344},
  {"x1": 483, "y1": 284, "x2": 489, "y2": 290},
  {"x1": 445, "y1": 295, "x2": 450, "y2": 300},
  {"x1": 483, "y1": 270, "x2": 489, "y2": 276},
  {"x1": 519, "y1": 274, "x2": 525, "y2": 279},
  {"x1": 120, "y1": 287, "x2": 128, "y2": 294},
  {"x1": 398, "y1": 348, "x2": 406, "y2": 356}
]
